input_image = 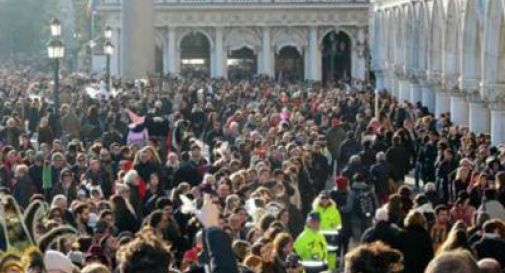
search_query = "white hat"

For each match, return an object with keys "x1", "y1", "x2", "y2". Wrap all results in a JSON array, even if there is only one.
[
  {"x1": 44, "y1": 250, "x2": 74, "y2": 273},
  {"x1": 375, "y1": 207, "x2": 389, "y2": 222}
]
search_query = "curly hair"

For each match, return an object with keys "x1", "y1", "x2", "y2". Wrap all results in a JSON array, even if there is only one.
[{"x1": 116, "y1": 227, "x2": 172, "y2": 273}]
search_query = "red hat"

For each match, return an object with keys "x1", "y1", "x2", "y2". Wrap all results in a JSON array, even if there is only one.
[{"x1": 335, "y1": 176, "x2": 349, "y2": 189}]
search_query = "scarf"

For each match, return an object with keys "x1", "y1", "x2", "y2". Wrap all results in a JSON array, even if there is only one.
[{"x1": 42, "y1": 165, "x2": 52, "y2": 190}]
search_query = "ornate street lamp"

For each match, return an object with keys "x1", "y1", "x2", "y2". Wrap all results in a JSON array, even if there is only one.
[
  {"x1": 50, "y1": 18, "x2": 62, "y2": 37},
  {"x1": 104, "y1": 26, "x2": 113, "y2": 40},
  {"x1": 47, "y1": 38, "x2": 64, "y2": 135},
  {"x1": 104, "y1": 40, "x2": 114, "y2": 92}
]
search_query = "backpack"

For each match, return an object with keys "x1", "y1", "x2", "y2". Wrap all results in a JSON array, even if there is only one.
[{"x1": 354, "y1": 186, "x2": 374, "y2": 219}]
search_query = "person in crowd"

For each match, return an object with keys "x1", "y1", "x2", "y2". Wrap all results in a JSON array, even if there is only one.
[
  {"x1": 369, "y1": 151, "x2": 391, "y2": 205},
  {"x1": 361, "y1": 206, "x2": 401, "y2": 250},
  {"x1": 477, "y1": 258, "x2": 502, "y2": 273},
  {"x1": 450, "y1": 192, "x2": 476, "y2": 226},
  {"x1": 330, "y1": 176, "x2": 352, "y2": 256},
  {"x1": 312, "y1": 190, "x2": 341, "y2": 231},
  {"x1": 479, "y1": 189, "x2": 505, "y2": 220},
  {"x1": 431, "y1": 205, "x2": 450, "y2": 252},
  {"x1": 13, "y1": 164, "x2": 34, "y2": 208},
  {"x1": 385, "y1": 135, "x2": 409, "y2": 183},
  {"x1": 350, "y1": 173, "x2": 378, "y2": 243},
  {"x1": 425, "y1": 250, "x2": 480, "y2": 273},
  {"x1": 437, "y1": 226, "x2": 472, "y2": 255},
  {"x1": 436, "y1": 148, "x2": 458, "y2": 204},
  {"x1": 344, "y1": 241, "x2": 403, "y2": 273},
  {"x1": 472, "y1": 219, "x2": 505, "y2": 270},
  {"x1": 293, "y1": 212, "x2": 328, "y2": 263},
  {"x1": 5, "y1": 66, "x2": 505, "y2": 273},
  {"x1": 399, "y1": 210, "x2": 434, "y2": 273}
]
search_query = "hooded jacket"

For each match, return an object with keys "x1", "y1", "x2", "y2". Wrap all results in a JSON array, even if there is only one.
[
  {"x1": 293, "y1": 227, "x2": 328, "y2": 262},
  {"x1": 312, "y1": 201, "x2": 342, "y2": 231}
]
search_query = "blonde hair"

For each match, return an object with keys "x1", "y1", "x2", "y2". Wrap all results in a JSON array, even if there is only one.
[
  {"x1": 404, "y1": 210, "x2": 426, "y2": 228},
  {"x1": 81, "y1": 263, "x2": 111, "y2": 273}
]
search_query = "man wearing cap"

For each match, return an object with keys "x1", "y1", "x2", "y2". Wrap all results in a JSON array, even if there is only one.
[{"x1": 293, "y1": 212, "x2": 328, "y2": 263}]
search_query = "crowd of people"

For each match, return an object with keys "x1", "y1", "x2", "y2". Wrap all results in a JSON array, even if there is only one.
[{"x1": 0, "y1": 62, "x2": 505, "y2": 273}]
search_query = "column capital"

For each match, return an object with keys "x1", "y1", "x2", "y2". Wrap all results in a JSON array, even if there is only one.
[
  {"x1": 439, "y1": 73, "x2": 460, "y2": 93},
  {"x1": 466, "y1": 91, "x2": 485, "y2": 104},
  {"x1": 459, "y1": 77, "x2": 480, "y2": 93},
  {"x1": 427, "y1": 71, "x2": 443, "y2": 86},
  {"x1": 481, "y1": 83, "x2": 505, "y2": 108}
]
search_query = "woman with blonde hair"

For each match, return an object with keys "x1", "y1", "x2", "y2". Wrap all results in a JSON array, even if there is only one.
[
  {"x1": 81, "y1": 263, "x2": 111, "y2": 273},
  {"x1": 437, "y1": 227, "x2": 472, "y2": 256},
  {"x1": 453, "y1": 166, "x2": 471, "y2": 202},
  {"x1": 133, "y1": 146, "x2": 162, "y2": 192},
  {"x1": 272, "y1": 232, "x2": 294, "y2": 273},
  {"x1": 400, "y1": 210, "x2": 434, "y2": 273}
]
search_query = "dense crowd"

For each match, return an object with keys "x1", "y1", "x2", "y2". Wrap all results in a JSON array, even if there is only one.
[{"x1": 0, "y1": 63, "x2": 505, "y2": 273}]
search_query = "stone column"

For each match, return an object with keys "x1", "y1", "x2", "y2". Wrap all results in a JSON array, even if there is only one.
[
  {"x1": 409, "y1": 77, "x2": 422, "y2": 104},
  {"x1": 110, "y1": 27, "x2": 120, "y2": 76},
  {"x1": 482, "y1": 84, "x2": 505, "y2": 145},
  {"x1": 391, "y1": 74, "x2": 400, "y2": 99},
  {"x1": 374, "y1": 70, "x2": 388, "y2": 90},
  {"x1": 468, "y1": 94, "x2": 490, "y2": 134},
  {"x1": 307, "y1": 26, "x2": 322, "y2": 81},
  {"x1": 450, "y1": 93, "x2": 469, "y2": 126},
  {"x1": 260, "y1": 27, "x2": 274, "y2": 77},
  {"x1": 491, "y1": 105, "x2": 505, "y2": 146},
  {"x1": 421, "y1": 82, "x2": 436, "y2": 113},
  {"x1": 121, "y1": 0, "x2": 155, "y2": 79},
  {"x1": 163, "y1": 27, "x2": 178, "y2": 74},
  {"x1": 398, "y1": 79, "x2": 410, "y2": 102},
  {"x1": 212, "y1": 27, "x2": 226, "y2": 78},
  {"x1": 435, "y1": 89, "x2": 450, "y2": 117}
]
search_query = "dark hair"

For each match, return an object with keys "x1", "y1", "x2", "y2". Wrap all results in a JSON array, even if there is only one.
[
  {"x1": 148, "y1": 210, "x2": 165, "y2": 228},
  {"x1": 483, "y1": 219, "x2": 505, "y2": 234},
  {"x1": 155, "y1": 197, "x2": 173, "y2": 210},
  {"x1": 484, "y1": 189, "x2": 497, "y2": 201},
  {"x1": 74, "y1": 203, "x2": 89, "y2": 216},
  {"x1": 117, "y1": 228, "x2": 172, "y2": 273},
  {"x1": 435, "y1": 205, "x2": 449, "y2": 215},
  {"x1": 111, "y1": 195, "x2": 129, "y2": 219}
]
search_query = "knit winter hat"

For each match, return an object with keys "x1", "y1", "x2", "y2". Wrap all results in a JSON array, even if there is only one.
[{"x1": 335, "y1": 176, "x2": 349, "y2": 190}]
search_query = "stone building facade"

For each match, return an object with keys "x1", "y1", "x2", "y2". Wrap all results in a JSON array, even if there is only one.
[
  {"x1": 95, "y1": 0, "x2": 369, "y2": 81},
  {"x1": 370, "y1": 0, "x2": 505, "y2": 144}
]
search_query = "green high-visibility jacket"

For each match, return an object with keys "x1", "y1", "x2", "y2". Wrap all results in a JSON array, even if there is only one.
[
  {"x1": 293, "y1": 227, "x2": 328, "y2": 262},
  {"x1": 312, "y1": 203, "x2": 342, "y2": 231}
]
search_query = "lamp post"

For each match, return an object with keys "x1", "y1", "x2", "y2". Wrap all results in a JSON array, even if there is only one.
[
  {"x1": 48, "y1": 18, "x2": 64, "y2": 136},
  {"x1": 104, "y1": 26, "x2": 114, "y2": 92}
]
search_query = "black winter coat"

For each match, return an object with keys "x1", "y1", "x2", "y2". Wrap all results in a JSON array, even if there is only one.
[
  {"x1": 400, "y1": 225, "x2": 434, "y2": 273},
  {"x1": 361, "y1": 221, "x2": 401, "y2": 250}
]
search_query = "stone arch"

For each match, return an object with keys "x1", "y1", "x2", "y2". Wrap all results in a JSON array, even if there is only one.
[
  {"x1": 224, "y1": 28, "x2": 261, "y2": 54},
  {"x1": 430, "y1": 0, "x2": 444, "y2": 74},
  {"x1": 461, "y1": 0, "x2": 482, "y2": 88},
  {"x1": 318, "y1": 27, "x2": 354, "y2": 49},
  {"x1": 443, "y1": 0, "x2": 460, "y2": 84},
  {"x1": 483, "y1": 0, "x2": 505, "y2": 85},
  {"x1": 272, "y1": 28, "x2": 307, "y2": 55},
  {"x1": 177, "y1": 28, "x2": 214, "y2": 51}
]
